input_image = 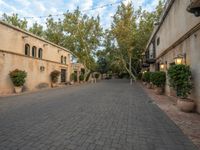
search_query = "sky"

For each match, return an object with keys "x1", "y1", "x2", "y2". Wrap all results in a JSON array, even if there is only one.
[{"x1": 0, "y1": 0, "x2": 160, "y2": 29}]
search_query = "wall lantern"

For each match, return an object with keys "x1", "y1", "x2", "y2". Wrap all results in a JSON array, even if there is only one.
[
  {"x1": 40, "y1": 66, "x2": 45, "y2": 72},
  {"x1": 142, "y1": 70, "x2": 147, "y2": 74},
  {"x1": 174, "y1": 54, "x2": 186, "y2": 65},
  {"x1": 22, "y1": 35, "x2": 29, "y2": 39},
  {"x1": 160, "y1": 63, "x2": 165, "y2": 70},
  {"x1": 43, "y1": 44, "x2": 48, "y2": 47}
]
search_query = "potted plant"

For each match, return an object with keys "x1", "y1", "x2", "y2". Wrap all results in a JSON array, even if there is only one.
[
  {"x1": 95, "y1": 73, "x2": 100, "y2": 79},
  {"x1": 79, "y1": 74, "x2": 84, "y2": 83},
  {"x1": 137, "y1": 72, "x2": 143, "y2": 81},
  {"x1": 50, "y1": 70, "x2": 60, "y2": 87},
  {"x1": 151, "y1": 71, "x2": 166, "y2": 95},
  {"x1": 168, "y1": 64, "x2": 194, "y2": 112},
  {"x1": 9, "y1": 69, "x2": 27, "y2": 93},
  {"x1": 70, "y1": 73, "x2": 77, "y2": 85},
  {"x1": 143, "y1": 72, "x2": 152, "y2": 89}
]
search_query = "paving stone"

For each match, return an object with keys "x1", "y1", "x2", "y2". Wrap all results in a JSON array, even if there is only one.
[{"x1": 0, "y1": 80, "x2": 198, "y2": 150}]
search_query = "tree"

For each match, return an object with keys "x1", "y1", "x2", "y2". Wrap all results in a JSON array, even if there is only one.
[
  {"x1": 62, "y1": 9, "x2": 103, "y2": 80},
  {"x1": 45, "y1": 17, "x2": 65, "y2": 46},
  {"x1": 2, "y1": 13, "x2": 27, "y2": 30},
  {"x1": 29, "y1": 22, "x2": 44, "y2": 37},
  {"x1": 112, "y1": 2, "x2": 137, "y2": 83}
]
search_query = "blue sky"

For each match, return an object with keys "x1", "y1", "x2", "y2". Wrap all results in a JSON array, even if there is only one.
[{"x1": 0, "y1": 0, "x2": 160, "y2": 29}]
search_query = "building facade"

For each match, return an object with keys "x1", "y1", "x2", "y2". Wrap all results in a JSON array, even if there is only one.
[
  {"x1": 0, "y1": 21, "x2": 74, "y2": 95},
  {"x1": 144, "y1": 0, "x2": 200, "y2": 113}
]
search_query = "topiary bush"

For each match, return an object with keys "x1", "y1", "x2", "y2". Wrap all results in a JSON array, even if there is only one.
[
  {"x1": 143, "y1": 72, "x2": 152, "y2": 83},
  {"x1": 137, "y1": 72, "x2": 143, "y2": 80},
  {"x1": 70, "y1": 73, "x2": 77, "y2": 82},
  {"x1": 50, "y1": 70, "x2": 60, "y2": 83},
  {"x1": 79, "y1": 74, "x2": 84, "y2": 81},
  {"x1": 95, "y1": 73, "x2": 100, "y2": 79},
  {"x1": 167, "y1": 64, "x2": 192, "y2": 98},
  {"x1": 9, "y1": 69, "x2": 27, "y2": 87},
  {"x1": 150, "y1": 71, "x2": 166, "y2": 87}
]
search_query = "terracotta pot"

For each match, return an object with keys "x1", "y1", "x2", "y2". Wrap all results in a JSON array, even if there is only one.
[
  {"x1": 70, "y1": 81, "x2": 74, "y2": 85},
  {"x1": 143, "y1": 82, "x2": 147, "y2": 85},
  {"x1": 146, "y1": 83, "x2": 152, "y2": 89},
  {"x1": 154, "y1": 87, "x2": 163, "y2": 95},
  {"x1": 51, "y1": 83, "x2": 57, "y2": 88},
  {"x1": 177, "y1": 99, "x2": 195, "y2": 112},
  {"x1": 14, "y1": 86, "x2": 22, "y2": 93}
]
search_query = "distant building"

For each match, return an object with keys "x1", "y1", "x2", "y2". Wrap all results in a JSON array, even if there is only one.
[
  {"x1": 0, "y1": 21, "x2": 75, "y2": 94},
  {"x1": 143, "y1": 0, "x2": 200, "y2": 113}
]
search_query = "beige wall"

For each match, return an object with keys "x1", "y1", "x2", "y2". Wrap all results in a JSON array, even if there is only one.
[
  {"x1": 0, "y1": 22, "x2": 73, "y2": 94},
  {"x1": 156, "y1": 0, "x2": 200, "y2": 57},
  {"x1": 148, "y1": 0, "x2": 200, "y2": 112},
  {"x1": 158, "y1": 29, "x2": 200, "y2": 113}
]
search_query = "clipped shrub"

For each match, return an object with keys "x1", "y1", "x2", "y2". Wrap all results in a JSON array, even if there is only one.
[
  {"x1": 167, "y1": 64, "x2": 192, "y2": 98},
  {"x1": 9, "y1": 69, "x2": 27, "y2": 87},
  {"x1": 79, "y1": 74, "x2": 84, "y2": 81},
  {"x1": 95, "y1": 73, "x2": 100, "y2": 79},
  {"x1": 70, "y1": 73, "x2": 77, "y2": 82},
  {"x1": 150, "y1": 71, "x2": 166, "y2": 87},
  {"x1": 137, "y1": 72, "x2": 143, "y2": 80},
  {"x1": 50, "y1": 70, "x2": 60, "y2": 83},
  {"x1": 143, "y1": 72, "x2": 152, "y2": 83}
]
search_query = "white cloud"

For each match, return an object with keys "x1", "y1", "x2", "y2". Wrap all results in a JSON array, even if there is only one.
[
  {"x1": 33, "y1": 1, "x2": 46, "y2": 12},
  {"x1": 15, "y1": 0, "x2": 30, "y2": 7},
  {"x1": 0, "y1": 0, "x2": 160, "y2": 29}
]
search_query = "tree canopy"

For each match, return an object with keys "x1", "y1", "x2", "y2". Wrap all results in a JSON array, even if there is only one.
[{"x1": 1, "y1": 1, "x2": 164, "y2": 80}]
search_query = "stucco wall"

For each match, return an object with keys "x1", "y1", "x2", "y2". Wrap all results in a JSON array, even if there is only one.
[
  {"x1": 156, "y1": 0, "x2": 200, "y2": 57},
  {"x1": 0, "y1": 51, "x2": 71, "y2": 94},
  {"x1": 0, "y1": 23, "x2": 71, "y2": 63},
  {"x1": 0, "y1": 22, "x2": 72, "y2": 94},
  {"x1": 159, "y1": 29, "x2": 200, "y2": 113}
]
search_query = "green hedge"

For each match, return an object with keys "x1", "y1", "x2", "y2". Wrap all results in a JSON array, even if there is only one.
[
  {"x1": 167, "y1": 64, "x2": 192, "y2": 98},
  {"x1": 150, "y1": 71, "x2": 166, "y2": 87},
  {"x1": 143, "y1": 72, "x2": 152, "y2": 83}
]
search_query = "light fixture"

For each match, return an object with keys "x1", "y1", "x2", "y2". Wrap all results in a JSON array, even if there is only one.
[
  {"x1": 22, "y1": 35, "x2": 29, "y2": 39},
  {"x1": 174, "y1": 54, "x2": 184, "y2": 65},
  {"x1": 160, "y1": 63, "x2": 165, "y2": 70},
  {"x1": 43, "y1": 44, "x2": 48, "y2": 47},
  {"x1": 57, "y1": 49, "x2": 62, "y2": 53}
]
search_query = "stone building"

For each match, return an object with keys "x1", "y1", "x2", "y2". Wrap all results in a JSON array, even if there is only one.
[
  {"x1": 0, "y1": 20, "x2": 74, "y2": 95},
  {"x1": 143, "y1": 0, "x2": 200, "y2": 113}
]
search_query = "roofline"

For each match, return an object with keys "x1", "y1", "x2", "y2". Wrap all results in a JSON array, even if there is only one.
[
  {"x1": 0, "y1": 20, "x2": 76, "y2": 56},
  {"x1": 145, "y1": 0, "x2": 175, "y2": 52}
]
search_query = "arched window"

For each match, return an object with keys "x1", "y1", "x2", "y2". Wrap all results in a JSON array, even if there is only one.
[
  {"x1": 64, "y1": 56, "x2": 67, "y2": 64},
  {"x1": 38, "y1": 48, "x2": 43, "y2": 59},
  {"x1": 25, "y1": 44, "x2": 30, "y2": 56},
  {"x1": 61, "y1": 56, "x2": 63, "y2": 64},
  {"x1": 32, "y1": 46, "x2": 37, "y2": 57}
]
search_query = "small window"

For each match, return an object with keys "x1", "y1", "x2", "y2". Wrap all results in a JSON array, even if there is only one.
[
  {"x1": 61, "y1": 56, "x2": 63, "y2": 64},
  {"x1": 157, "y1": 37, "x2": 160, "y2": 46},
  {"x1": 64, "y1": 57, "x2": 67, "y2": 64},
  {"x1": 32, "y1": 46, "x2": 37, "y2": 57},
  {"x1": 38, "y1": 48, "x2": 43, "y2": 59},
  {"x1": 25, "y1": 44, "x2": 30, "y2": 56}
]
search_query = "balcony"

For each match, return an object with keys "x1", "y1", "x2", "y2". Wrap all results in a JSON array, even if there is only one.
[
  {"x1": 187, "y1": 0, "x2": 200, "y2": 17},
  {"x1": 146, "y1": 58, "x2": 156, "y2": 64}
]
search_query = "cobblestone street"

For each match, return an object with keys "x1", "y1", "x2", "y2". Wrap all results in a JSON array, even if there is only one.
[{"x1": 0, "y1": 80, "x2": 198, "y2": 150}]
